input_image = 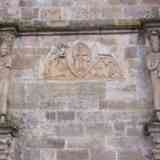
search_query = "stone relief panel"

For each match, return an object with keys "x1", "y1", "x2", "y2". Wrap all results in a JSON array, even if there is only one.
[{"x1": 40, "y1": 42, "x2": 124, "y2": 80}]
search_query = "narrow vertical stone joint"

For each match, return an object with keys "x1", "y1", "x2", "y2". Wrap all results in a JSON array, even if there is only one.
[{"x1": 144, "y1": 28, "x2": 160, "y2": 160}]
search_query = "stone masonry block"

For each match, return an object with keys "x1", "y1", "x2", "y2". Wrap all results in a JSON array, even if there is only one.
[
  {"x1": 118, "y1": 151, "x2": 144, "y2": 160},
  {"x1": 102, "y1": 7, "x2": 123, "y2": 19},
  {"x1": 40, "y1": 149, "x2": 56, "y2": 160},
  {"x1": 41, "y1": 7, "x2": 63, "y2": 21},
  {"x1": 21, "y1": 7, "x2": 39, "y2": 19},
  {"x1": 85, "y1": 123, "x2": 113, "y2": 136},
  {"x1": 40, "y1": 137, "x2": 65, "y2": 148},
  {"x1": 67, "y1": 137, "x2": 105, "y2": 149},
  {"x1": 55, "y1": 123, "x2": 84, "y2": 137},
  {"x1": 57, "y1": 111, "x2": 75, "y2": 121},
  {"x1": 124, "y1": 7, "x2": 150, "y2": 18},
  {"x1": 57, "y1": 150, "x2": 89, "y2": 160},
  {"x1": 143, "y1": 0, "x2": 160, "y2": 4},
  {"x1": 77, "y1": 112, "x2": 104, "y2": 123},
  {"x1": 23, "y1": 148, "x2": 40, "y2": 160},
  {"x1": 125, "y1": 47, "x2": 138, "y2": 59},
  {"x1": 19, "y1": 0, "x2": 33, "y2": 7},
  {"x1": 45, "y1": 111, "x2": 56, "y2": 121},
  {"x1": 108, "y1": 0, "x2": 138, "y2": 5},
  {"x1": 91, "y1": 149, "x2": 116, "y2": 160}
]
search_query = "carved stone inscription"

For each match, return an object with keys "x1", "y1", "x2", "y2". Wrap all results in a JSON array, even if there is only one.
[{"x1": 41, "y1": 42, "x2": 123, "y2": 80}]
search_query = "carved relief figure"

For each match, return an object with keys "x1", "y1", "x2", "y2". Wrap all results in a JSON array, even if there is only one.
[
  {"x1": 42, "y1": 44, "x2": 74, "y2": 80},
  {"x1": 41, "y1": 42, "x2": 124, "y2": 80},
  {"x1": 67, "y1": 43, "x2": 92, "y2": 78},
  {"x1": 0, "y1": 32, "x2": 15, "y2": 123},
  {"x1": 146, "y1": 30, "x2": 160, "y2": 116},
  {"x1": 89, "y1": 55, "x2": 123, "y2": 80}
]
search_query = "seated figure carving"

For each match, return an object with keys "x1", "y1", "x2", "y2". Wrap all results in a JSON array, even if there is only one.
[{"x1": 41, "y1": 42, "x2": 124, "y2": 80}]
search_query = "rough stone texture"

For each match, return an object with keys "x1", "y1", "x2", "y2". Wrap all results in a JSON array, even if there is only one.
[
  {"x1": 6, "y1": 34, "x2": 153, "y2": 160},
  {"x1": 0, "y1": 1, "x2": 156, "y2": 159},
  {"x1": 57, "y1": 150, "x2": 89, "y2": 160},
  {"x1": 0, "y1": 0, "x2": 159, "y2": 22}
]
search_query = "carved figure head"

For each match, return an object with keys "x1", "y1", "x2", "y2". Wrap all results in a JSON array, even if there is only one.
[
  {"x1": 147, "y1": 30, "x2": 160, "y2": 53},
  {"x1": 0, "y1": 32, "x2": 15, "y2": 57},
  {"x1": 73, "y1": 42, "x2": 91, "y2": 65}
]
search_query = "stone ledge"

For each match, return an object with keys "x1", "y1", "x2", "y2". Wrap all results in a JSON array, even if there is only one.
[
  {"x1": 0, "y1": 19, "x2": 143, "y2": 35},
  {"x1": 0, "y1": 18, "x2": 159, "y2": 35}
]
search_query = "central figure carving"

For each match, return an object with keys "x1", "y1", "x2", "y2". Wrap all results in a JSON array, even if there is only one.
[
  {"x1": 67, "y1": 43, "x2": 92, "y2": 78},
  {"x1": 41, "y1": 42, "x2": 123, "y2": 80}
]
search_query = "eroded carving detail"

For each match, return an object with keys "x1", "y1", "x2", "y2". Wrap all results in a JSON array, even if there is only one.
[
  {"x1": 146, "y1": 30, "x2": 160, "y2": 111},
  {"x1": 41, "y1": 42, "x2": 124, "y2": 80},
  {"x1": 145, "y1": 30, "x2": 160, "y2": 160},
  {"x1": 0, "y1": 32, "x2": 15, "y2": 123}
]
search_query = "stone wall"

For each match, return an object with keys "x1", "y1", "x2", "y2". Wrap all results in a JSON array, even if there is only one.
[
  {"x1": 0, "y1": 0, "x2": 157, "y2": 160},
  {"x1": 0, "y1": 0, "x2": 160, "y2": 23},
  {"x1": 6, "y1": 33, "x2": 153, "y2": 160}
]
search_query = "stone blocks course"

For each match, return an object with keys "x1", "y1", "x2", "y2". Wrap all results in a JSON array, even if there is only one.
[
  {"x1": 57, "y1": 150, "x2": 89, "y2": 160},
  {"x1": 8, "y1": 34, "x2": 152, "y2": 160}
]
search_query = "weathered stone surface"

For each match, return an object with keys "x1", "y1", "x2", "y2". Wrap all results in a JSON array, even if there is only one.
[
  {"x1": 126, "y1": 127, "x2": 142, "y2": 136},
  {"x1": 125, "y1": 47, "x2": 138, "y2": 59},
  {"x1": 0, "y1": 11, "x2": 154, "y2": 160},
  {"x1": 45, "y1": 111, "x2": 56, "y2": 121},
  {"x1": 57, "y1": 150, "x2": 89, "y2": 160},
  {"x1": 21, "y1": 8, "x2": 39, "y2": 19},
  {"x1": 40, "y1": 137, "x2": 65, "y2": 148},
  {"x1": 19, "y1": 0, "x2": 33, "y2": 7},
  {"x1": 57, "y1": 111, "x2": 75, "y2": 121},
  {"x1": 55, "y1": 123, "x2": 84, "y2": 137},
  {"x1": 108, "y1": 0, "x2": 138, "y2": 5},
  {"x1": 118, "y1": 151, "x2": 144, "y2": 160},
  {"x1": 143, "y1": 0, "x2": 160, "y2": 4},
  {"x1": 124, "y1": 7, "x2": 150, "y2": 18},
  {"x1": 77, "y1": 112, "x2": 104, "y2": 123},
  {"x1": 99, "y1": 100, "x2": 138, "y2": 110},
  {"x1": 41, "y1": 7, "x2": 63, "y2": 21},
  {"x1": 85, "y1": 123, "x2": 113, "y2": 136},
  {"x1": 91, "y1": 149, "x2": 116, "y2": 160},
  {"x1": 40, "y1": 149, "x2": 55, "y2": 160},
  {"x1": 9, "y1": 81, "x2": 105, "y2": 109},
  {"x1": 23, "y1": 148, "x2": 40, "y2": 160},
  {"x1": 67, "y1": 137, "x2": 105, "y2": 149},
  {"x1": 113, "y1": 121, "x2": 125, "y2": 136},
  {"x1": 102, "y1": 7, "x2": 123, "y2": 19}
]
